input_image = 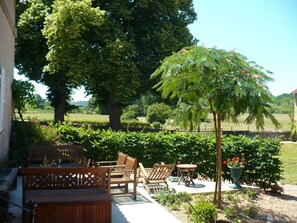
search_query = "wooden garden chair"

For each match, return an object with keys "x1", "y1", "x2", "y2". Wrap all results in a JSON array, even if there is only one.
[
  {"x1": 110, "y1": 156, "x2": 138, "y2": 200},
  {"x1": 95, "y1": 152, "x2": 128, "y2": 177},
  {"x1": 138, "y1": 162, "x2": 175, "y2": 193}
]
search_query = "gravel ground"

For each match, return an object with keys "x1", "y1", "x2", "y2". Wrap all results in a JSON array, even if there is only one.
[{"x1": 168, "y1": 184, "x2": 297, "y2": 223}]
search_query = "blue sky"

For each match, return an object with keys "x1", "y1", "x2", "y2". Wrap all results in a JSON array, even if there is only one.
[
  {"x1": 189, "y1": 0, "x2": 297, "y2": 96},
  {"x1": 16, "y1": 0, "x2": 297, "y2": 101}
]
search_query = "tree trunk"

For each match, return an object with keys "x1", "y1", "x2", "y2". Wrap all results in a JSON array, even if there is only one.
[
  {"x1": 212, "y1": 112, "x2": 222, "y2": 207},
  {"x1": 53, "y1": 84, "x2": 66, "y2": 123},
  {"x1": 107, "y1": 92, "x2": 122, "y2": 131},
  {"x1": 217, "y1": 112, "x2": 222, "y2": 207}
]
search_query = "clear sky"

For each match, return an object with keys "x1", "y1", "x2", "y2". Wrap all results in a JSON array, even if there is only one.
[
  {"x1": 189, "y1": 0, "x2": 297, "y2": 96},
  {"x1": 15, "y1": 0, "x2": 297, "y2": 101}
]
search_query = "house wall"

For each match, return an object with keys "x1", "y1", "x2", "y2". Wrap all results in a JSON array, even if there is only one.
[
  {"x1": 0, "y1": 0, "x2": 16, "y2": 166},
  {"x1": 291, "y1": 89, "x2": 297, "y2": 126}
]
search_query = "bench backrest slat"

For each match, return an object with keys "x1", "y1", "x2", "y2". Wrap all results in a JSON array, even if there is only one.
[
  {"x1": 22, "y1": 167, "x2": 110, "y2": 193},
  {"x1": 27, "y1": 145, "x2": 85, "y2": 163}
]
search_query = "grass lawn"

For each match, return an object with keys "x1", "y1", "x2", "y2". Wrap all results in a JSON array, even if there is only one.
[
  {"x1": 22, "y1": 110, "x2": 291, "y2": 131},
  {"x1": 279, "y1": 142, "x2": 297, "y2": 185},
  {"x1": 22, "y1": 110, "x2": 109, "y2": 122}
]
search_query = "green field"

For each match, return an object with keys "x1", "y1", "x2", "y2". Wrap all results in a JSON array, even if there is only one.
[
  {"x1": 22, "y1": 110, "x2": 109, "y2": 123},
  {"x1": 279, "y1": 142, "x2": 297, "y2": 185},
  {"x1": 22, "y1": 110, "x2": 291, "y2": 131}
]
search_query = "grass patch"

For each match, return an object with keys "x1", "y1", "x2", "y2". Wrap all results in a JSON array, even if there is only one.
[{"x1": 279, "y1": 142, "x2": 297, "y2": 185}]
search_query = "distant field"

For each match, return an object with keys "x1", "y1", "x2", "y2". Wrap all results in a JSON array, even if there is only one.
[
  {"x1": 200, "y1": 113, "x2": 291, "y2": 131},
  {"x1": 21, "y1": 110, "x2": 291, "y2": 131},
  {"x1": 22, "y1": 110, "x2": 109, "y2": 123}
]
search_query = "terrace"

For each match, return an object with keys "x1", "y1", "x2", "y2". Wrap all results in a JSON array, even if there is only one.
[{"x1": 6, "y1": 174, "x2": 259, "y2": 223}]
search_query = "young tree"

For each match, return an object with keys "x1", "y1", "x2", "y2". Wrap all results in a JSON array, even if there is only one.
[
  {"x1": 151, "y1": 45, "x2": 280, "y2": 207},
  {"x1": 11, "y1": 79, "x2": 35, "y2": 122}
]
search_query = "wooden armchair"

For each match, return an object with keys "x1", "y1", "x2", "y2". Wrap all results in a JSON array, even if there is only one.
[
  {"x1": 138, "y1": 162, "x2": 175, "y2": 193},
  {"x1": 95, "y1": 152, "x2": 128, "y2": 177},
  {"x1": 110, "y1": 156, "x2": 137, "y2": 200}
]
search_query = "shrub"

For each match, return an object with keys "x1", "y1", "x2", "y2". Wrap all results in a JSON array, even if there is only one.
[
  {"x1": 154, "y1": 192, "x2": 192, "y2": 210},
  {"x1": 187, "y1": 200, "x2": 217, "y2": 223},
  {"x1": 152, "y1": 121, "x2": 162, "y2": 129},
  {"x1": 122, "y1": 104, "x2": 140, "y2": 120},
  {"x1": 9, "y1": 121, "x2": 283, "y2": 191},
  {"x1": 9, "y1": 120, "x2": 59, "y2": 167},
  {"x1": 146, "y1": 103, "x2": 171, "y2": 124}
]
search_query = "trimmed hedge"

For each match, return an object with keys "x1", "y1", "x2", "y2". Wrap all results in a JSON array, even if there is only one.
[{"x1": 10, "y1": 122, "x2": 282, "y2": 190}]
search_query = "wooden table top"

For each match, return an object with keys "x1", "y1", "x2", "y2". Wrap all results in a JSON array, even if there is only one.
[{"x1": 176, "y1": 164, "x2": 197, "y2": 169}]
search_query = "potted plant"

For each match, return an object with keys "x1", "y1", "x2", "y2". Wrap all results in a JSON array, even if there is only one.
[{"x1": 224, "y1": 156, "x2": 247, "y2": 189}]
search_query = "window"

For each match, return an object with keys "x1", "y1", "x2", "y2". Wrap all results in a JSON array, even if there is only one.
[{"x1": 0, "y1": 67, "x2": 5, "y2": 133}]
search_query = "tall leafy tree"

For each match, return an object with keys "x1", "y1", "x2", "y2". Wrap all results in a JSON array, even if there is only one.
[
  {"x1": 15, "y1": 0, "x2": 68, "y2": 122},
  {"x1": 15, "y1": 0, "x2": 105, "y2": 122},
  {"x1": 83, "y1": 0, "x2": 197, "y2": 130},
  {"x1": 151, "y1": 45, "x2": 281, "y2": 207},
  {"x1": 15, "y1": 0, "x2": 197, "y2": 129},
  {"x1": 42, "y1": 0, "x2": 106, "y2": 120}
]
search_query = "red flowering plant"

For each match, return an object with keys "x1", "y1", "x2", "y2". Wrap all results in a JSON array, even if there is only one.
[{"x1": 223, "y1": 155, "x2": 247, "y2": 168}]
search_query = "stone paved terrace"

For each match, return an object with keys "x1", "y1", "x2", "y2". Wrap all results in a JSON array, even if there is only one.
[{"x1": 8, "y1": 176, "x2": 260, "y2": 223}]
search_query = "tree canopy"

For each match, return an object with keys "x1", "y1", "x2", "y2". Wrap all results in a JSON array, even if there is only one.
[
  {"x1": 152, "y1": 46, "x2": 280, "y2": 130},
  {"x1": 15, "y1": 0, "x2": 197, "y2": 129},
  {"x1": 151, "y1": 45, "x2": 281, "y2": 206}
]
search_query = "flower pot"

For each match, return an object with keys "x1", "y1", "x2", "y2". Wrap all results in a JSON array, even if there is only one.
[{"x1": 228, "y1": 166, "x2": 244, "y2": 189}]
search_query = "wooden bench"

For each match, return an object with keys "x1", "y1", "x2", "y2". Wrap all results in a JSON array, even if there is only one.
[
  {"x1": 22, "y1": 167, "x2": 112, "y2": 223},
  {"x1": 95, "y1": 152, "x2": 128, "y2": 177},
  {"x1": 27, "y1": 145, "x2": 86, "y2": 166}
]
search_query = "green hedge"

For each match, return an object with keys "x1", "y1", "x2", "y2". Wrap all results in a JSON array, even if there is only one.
[{"x1": 10, "y1": 122, "x2": 282, "y2": 190}]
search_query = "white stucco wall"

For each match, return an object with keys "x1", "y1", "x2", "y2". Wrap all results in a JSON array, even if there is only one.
[
  {"x1": 0, "y1": 0, "x2": 16, "y2": 166},
  {"x1": 294, "y1": 93, "x2": 297, "y2": 126}
]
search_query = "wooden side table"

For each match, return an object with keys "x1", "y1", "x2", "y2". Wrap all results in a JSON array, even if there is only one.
[{"x1": 177, "y1": 164, "x2": 197, "y2": 187}]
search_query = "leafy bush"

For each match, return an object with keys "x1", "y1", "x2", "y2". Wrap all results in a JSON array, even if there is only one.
[
  {"x1": 187, "y1": 199, "x2": 217, "y2": 223},
  {"x1": 9, "y1": 121, "x2": 283, "y2": 190},
  {"x1": 152, "y1": 121, "x2": 162, "y2": 129},
  {"x1": 122, "y1": 104, "x2": 140, "y2": 120},
  {"x1": 223, "y1": 191, "x2": 258, "y2": 221},
  {"x1": 9, "y1": 120, "x2": 59, "y2": 167},
  {"x1": 146, "y1": 103, "x2": 171, "y2": 124},
  {"x1": 154, "y1": 192, "x2": 192, "y2": 210}
]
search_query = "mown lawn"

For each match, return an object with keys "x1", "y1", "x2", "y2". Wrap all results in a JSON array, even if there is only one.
[
  {"x1": 22, "y1": 110, "x2": 109, "y2": 122},
  {"x1": 279, "y1": 142, "x2": 297, "y2": 185}
]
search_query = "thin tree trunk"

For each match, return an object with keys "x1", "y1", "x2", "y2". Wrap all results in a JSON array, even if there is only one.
[
  {"x1": 212, "y1": 112, "x2": 222, "y2": 207},
  {"x1": 107, "y1": 92, "x2": 121, "y2": 131},
  {"x1": 212, "y1": 112, "x2": 218, "y2": 205},
  {"x1": 17, "y1": 108, "x2": 24, "y2": 122},
  {"x1": 217, "y1": 112, "x2": 222, "y2": 207}
]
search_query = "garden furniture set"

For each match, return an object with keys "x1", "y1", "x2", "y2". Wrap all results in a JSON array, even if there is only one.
[{"x1": 21, "y1": 145, "x2": 197, "y2": 222}]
